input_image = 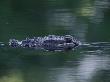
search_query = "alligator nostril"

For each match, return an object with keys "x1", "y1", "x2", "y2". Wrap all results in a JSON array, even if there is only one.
[{"x1": 73, "y1": 43, "x2": 79, "y2": 47}]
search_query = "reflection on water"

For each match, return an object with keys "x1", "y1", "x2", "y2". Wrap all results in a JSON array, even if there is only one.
[
  {"x1": 0, "y1": 42, "x2": 110, "y2": 82},
  {"x1": 47, "y1": 8, "x2": 88, "y2": 41},
  {"x1": 0, "y1": 0, "x2": 110, "y2": 82},
  {"x1": 0, "y1": 70, "x2": 23, "y2": 82},
  {"x1": 90, "y1": 0, "x2": 109, "y2": 23}
]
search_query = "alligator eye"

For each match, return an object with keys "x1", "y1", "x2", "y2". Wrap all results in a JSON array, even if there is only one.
[{"x1": 65, "y1": 38, "x2": 72, "y2": 43}]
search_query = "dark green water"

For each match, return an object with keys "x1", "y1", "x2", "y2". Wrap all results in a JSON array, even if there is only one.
[{"x1": 0, "y1": 0, "x2": 110, "y2": 82}]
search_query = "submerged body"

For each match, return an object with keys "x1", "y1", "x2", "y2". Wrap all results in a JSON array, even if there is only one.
[{"x1": 9, "y1": 35, "x2": 81, "y2": 51}]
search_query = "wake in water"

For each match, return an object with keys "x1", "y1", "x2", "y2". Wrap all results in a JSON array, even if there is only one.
[{"x1": 79, "y1": 42, "x2": 110, "y2": 54}]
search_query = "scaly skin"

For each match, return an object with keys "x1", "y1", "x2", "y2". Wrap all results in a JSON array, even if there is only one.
[{"x1": 9, "y1": 35, "x2": 80, "y2": 51}]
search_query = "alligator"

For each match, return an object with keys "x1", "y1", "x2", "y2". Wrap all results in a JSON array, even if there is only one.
[{"x1": 9, "y1": 35, "x2": 81, "y2": 51}]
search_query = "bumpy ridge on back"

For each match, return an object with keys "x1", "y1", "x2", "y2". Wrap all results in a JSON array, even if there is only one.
[{"x1": 9, "y1": 35, "x2": 80, "y2": 51}]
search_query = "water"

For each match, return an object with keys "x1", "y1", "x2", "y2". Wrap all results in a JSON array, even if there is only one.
[{"x1": 0, "y1": 0, "x2": 110, "y2": 82}]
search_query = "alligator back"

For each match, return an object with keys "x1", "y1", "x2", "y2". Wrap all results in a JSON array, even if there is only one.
[{"x1": 9, "y1": 35, "x2": 80, "y2": 51}]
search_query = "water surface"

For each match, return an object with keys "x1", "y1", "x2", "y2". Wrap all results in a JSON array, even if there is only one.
[{"x1": 0, "y1": 0, "x2": 110, "y2": 82}]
